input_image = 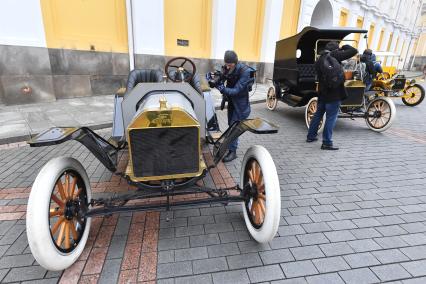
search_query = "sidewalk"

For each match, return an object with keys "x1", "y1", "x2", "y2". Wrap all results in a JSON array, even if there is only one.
[{"x1": 0, "y1": 83, "x2": 271, "y2": 145}]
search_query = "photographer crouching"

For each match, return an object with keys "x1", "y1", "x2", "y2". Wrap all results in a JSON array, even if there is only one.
[{"x1": 207, "y1": 50, "x2": 254, "y2": 162}]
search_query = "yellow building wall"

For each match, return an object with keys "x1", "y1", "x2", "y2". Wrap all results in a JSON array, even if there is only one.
[
  {"x1": 280, "y1": 0, "x2": 301, "y2": 40},
  {"x1": 354, "y1": 17, "x2": 364, "y2": 48},
  {"x1": 384, "y1": 32, "x2": 393, "y2": 66},
  {"x1": 377, "y1": 29, "x2": 385, "y2": 51},
  {"x1": 164, "y1": 0, "x2": 212, "y2": 58},
  {"x1": 368, "y1": 24, "x2": 375, "y2": 49},
  {"x1": 40, "y1": 0, "x2": 128, "y2": 52},
  {"x1": 339, "y1": 9, "x2": 349, "y2": 27},
  {"x1": 234, "y1": 0, "x2": 266, "y2": 62}
]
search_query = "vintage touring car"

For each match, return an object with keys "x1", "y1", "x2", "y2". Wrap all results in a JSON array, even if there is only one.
[
  {"x1": 26, "y1": 57, "x2": 281, "y2": 271},
  {"x1": 267, "y1": 26, "x2": 396, "y2": 132}
]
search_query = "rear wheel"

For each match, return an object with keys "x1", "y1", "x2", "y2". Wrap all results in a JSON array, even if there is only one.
[
  {"x1": 241, "y1": 146, "x2": 280, "y2": 243},
  {"x1": 305, "y1": 97, "x2": 325, "y2": 133},
  {"x1": 266, "y1": 87, "x2": 278, "y2": 110},
  {"x1": 365, "y1": 97, "x2": 396, "y2": 132},
  {"x1": 402, "y1": 84, "x2": 425, "y2": 106},
  {"x1": 27, "y1": 157, "x2": 91, "y2": 271}
]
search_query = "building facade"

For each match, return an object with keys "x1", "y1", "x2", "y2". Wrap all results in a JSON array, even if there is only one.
[{"x1": 0, "y1": 0, "x2": 424, "y2": 105}]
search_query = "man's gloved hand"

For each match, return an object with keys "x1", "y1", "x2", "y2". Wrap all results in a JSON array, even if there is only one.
[
  {"x1": 220, "y1": 95, "x2": 227, "y2": 110},
  {"x1": 216, "y1": 83, "x2": 225, "y2": 93}
]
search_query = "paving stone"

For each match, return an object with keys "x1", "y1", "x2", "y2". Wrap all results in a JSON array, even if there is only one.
[
  {"x1": 372, "y1": 249, "x2": 410, "y2": 264},
  {"x1": 227, "y1": 252, "x2": 263, "y2": 269},
  {"x1": 319, "y1": 242, "x2": 354, "y2": 257},
  {"x1": 259, "y1": 248, "x2": 294, "y2": 265},
  {"x1": 212, "y1": 269, "x2": 250, "y2": 284},
  {"x1": 113, "y1": 216, "x2": 131, "y2": 236},
  {"x1": 297, "y1": 233, "x2": 329, "y2": 246},
  {"x1": 343, "y1": 252, "x2": 381, "y2": 268},
  {"x1": 347, "y1": 239, "x2": 382, "y2": 252},
  {"x1": 174, "y1": 274, "x2": 213, "y2": 284},
  {"x1": 237, "y1": 240, "x2": 271, "y2": 253},
  {"x1": 0, "y1": 254, "x2": 35, "y2": 269},
  {"x1": 376, "y1": 225, "x2": 408, "y2": 236},
  {"x1": 290, "y1": 245, "x2": 324, "y2": 261},
  {"x1": 401, "y1": 222, "x2": 426, "y2": 233},
  {"x1": 193, "y1": 257, "x2": 228, "y2": 274},
  {"x1": 204, "y1": 223, "x2": 234, "y2": 234},
  {"x1": 158, "y1": 250, "x2": 175, "y2": 264},
  {"x1": 247, "y1": 264, "x2": 285, "y2": 282},
  {"x1": 375, "y1": 236, "x2": 409, "y2": 249},
  {"x1": 157, "y1": 261, "x2": 192, "y2": 279},
  {"x1": 371, "y1": 263, "x2": 411, "y2": 282},
  {"x1": 402, "y1": 276, "x2": 426, "y2": 284},
  {"x1": 327, "y1": 220, "x2": 357, "y2": 230},
  {"x1": 281, "y1": 260, "x2": 318, "y2": 278},
  {"x1": 338, "y1": 267, "x2": 380, "y2": 284},
  {"x1": 278, "y1": 225, "x2": 306, "y2": 236},
  {"x1": 175, "y1": 225, "x2": 204, "y2": 237},
  {"x1": 401, "y1": 245, "x2": 426, "y2": 260},
  {"x1": 401, "y1": 259, "x2": 426, "y2": 277},
  {"x1": 312, "y1": 256, "x2": 350, "y2": 273},
  {"x1": 2, "y1": 265, "x2": 46, "y2": 283},
  {"x1": 106, "y1": 235, "x2": 127, "y2": 259},
  {"x1": 158, "y1": 237, "x2": 189, "y2": 251},
  {"x1": 98, "y1": 258, "x2": 121, "y2": 284},
  {"x1": 401, "y1": 233, "x2": 426, "y2": 246},
  {"x1": 324, "y1": 230, "x2": 356, "y2": 242},
  {"x1": 208, "y1": 242, "x2": 240, "y2": 257},
  {"x1": 270, "y1": 236, "x2": 301, "y2": 249},
  {"x1": 190, "y1": 234, "x2": 220, "y2": 247},
  {"x1": 175, "y1": 246, "x2": 208, "y2": 261},
  {"x1": 351, "y1": 228, "x2": 382, "y2": 239},
  {"x1": 306, "y1": 273, "x2": 345, "y2": 284}
]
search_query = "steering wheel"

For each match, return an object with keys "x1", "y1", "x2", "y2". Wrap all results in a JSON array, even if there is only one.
[{"x1": 165, "y1": 57, "x2": 196, "y2": 83}]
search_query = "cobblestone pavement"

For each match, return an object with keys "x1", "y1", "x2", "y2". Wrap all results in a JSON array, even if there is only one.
[{"x1": 0, "y1": 92, "x2": 425, "y2": 283}]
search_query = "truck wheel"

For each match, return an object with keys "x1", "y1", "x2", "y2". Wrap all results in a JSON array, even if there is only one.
[
  {"x1": 240, "y1": 146, "x2": 280, "y2": 243},
  {"x1": 266, "y1": 87, "x2": 278, "y2": 110},
  {"x1": 402, "y1": 84, "x2": 425, "y2": 106},
  {"x1": 27, "y1": 157, "x2": 91, "y2": 271},
  {"x1": 365, "y1": 97, "x2": 396, "y2": 132},
  {"x1": 305, "y1": 97, "x2": 325, "y2": 133}
]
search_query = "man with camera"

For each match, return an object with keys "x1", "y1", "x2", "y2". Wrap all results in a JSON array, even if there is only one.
[{"x1": 207, "y1": 50, "x2": 254, "y2": 162}]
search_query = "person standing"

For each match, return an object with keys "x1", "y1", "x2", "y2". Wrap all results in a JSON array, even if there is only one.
[
  {"x1": 215, "y1": 50, "x2": 253, "y2": 162},
  {"x1": 307, "y1": 42, "x2": 358, "y2": 150}
]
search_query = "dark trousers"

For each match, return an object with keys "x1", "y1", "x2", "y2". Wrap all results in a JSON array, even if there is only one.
[
  {"x1": 307, "y1": 99, "x2": 341, "y2": 146},
  {"x1": 227, "y1": 103, "x2": 239, "y2": 152}
]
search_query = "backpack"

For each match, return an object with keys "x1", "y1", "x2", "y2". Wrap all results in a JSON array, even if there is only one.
[
  {"x1": 239, "y1": 64, "x2": 256, "y2": 92},
  {"x1": 319, "y1": 52, "x2": 345, "y2": 89}
]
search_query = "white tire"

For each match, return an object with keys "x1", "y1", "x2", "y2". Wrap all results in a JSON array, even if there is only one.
[
  {"x1": 365, "y1": 97, "x2": 396, "y2": 132},
  {"x1": 27, "y1": 157, "x2": 92, "y2": 271},
  {"x1": 240, "y1": 145, "x2": 280, "y2": 243},
  {"x1": 305, "y1": 97, "x2": 325, "y2": 133},
  {"x1": 266, "y1": 87, "x2": 278, "y2": 111}
]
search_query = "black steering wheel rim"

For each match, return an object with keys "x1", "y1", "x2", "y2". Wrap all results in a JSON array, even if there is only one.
[{"x1": 165, "y1": 57, "x2": 196, "y2": 83}]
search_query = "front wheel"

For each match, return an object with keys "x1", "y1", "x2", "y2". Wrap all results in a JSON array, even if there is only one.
[
  {"x1": 305, "y1": 97, "x2": 325, "y2": 133},
  {"x1": 266, "y1": 87, "x2": 278, "y2": 111},
  {"x1": 402, "y1": 84, "x2": 425, "y2": 106},
  {"x1": 241, "y1": 146, "x2": 280, "y2": 243},
  {"x1": 26, "y1": 157, "x2": 92, "y2": 271},
  {"x1": 365, "y1": 97, "x2": 396, "y2": 132}
]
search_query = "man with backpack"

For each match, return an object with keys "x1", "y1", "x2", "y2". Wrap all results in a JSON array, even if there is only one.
[
  {"x1": 215, "y1": 50, "x2": 255, "y2": 162},
  {"x1": 360, "y1": 49, "x2": 377, "y2": 90},
  {"x1": 307, "y1": 41, "x2": 358, "y2": 150}
]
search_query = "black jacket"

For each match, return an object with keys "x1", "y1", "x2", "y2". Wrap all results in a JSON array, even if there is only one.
[{"x1": 315, "y1": 45, "x2": 358, "y2": 102}]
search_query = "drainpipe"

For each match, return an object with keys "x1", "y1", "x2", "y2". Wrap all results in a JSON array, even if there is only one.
[{"x1": 126, "y1": 0, "x2": 135, "y2": 71}]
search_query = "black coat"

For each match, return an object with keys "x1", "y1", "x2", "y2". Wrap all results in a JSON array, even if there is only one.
[{"x1": 315, "y1": 45, "x2": 358, "y2": 103}]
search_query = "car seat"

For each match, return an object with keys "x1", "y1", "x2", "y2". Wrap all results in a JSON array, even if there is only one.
[{"x1": 126, "y1": 69, "x2": 164, "y2": 92}]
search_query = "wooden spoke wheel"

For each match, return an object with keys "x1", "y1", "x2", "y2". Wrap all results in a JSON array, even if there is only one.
[
  {"x1": 241, "y1": 146, "x2": 280, "y2": 243},
  {"x1": 305, "y1": 97, "x2": 325, "y2": 133},
  {"x1": 365, "y1": 97, "x2": 396, "y2": 132},
  {"x1": 245, "y1": 160, "x2": 266, "y2": 228},
  {"x1": 402, "y1": 84, "x2": 425, "y2": 107},
  {"x1": 49, "y1": 171, "x2": 88, "y2": 253},
  {"x1": 27, "y1": 157, "x2": 91, "y2": 271},
  {"x1": 266, "y1": 87, "x2": 278, "y2": 111}
]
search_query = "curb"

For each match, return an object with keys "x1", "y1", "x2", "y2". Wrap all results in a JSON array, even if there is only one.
[{"x1": 0, "y1": 99, "x2": 267, "y2": 146}]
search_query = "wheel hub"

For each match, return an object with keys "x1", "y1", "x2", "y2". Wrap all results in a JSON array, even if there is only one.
[{"x1": 64, "y1": 200, "x2": 78, "y2": 220}]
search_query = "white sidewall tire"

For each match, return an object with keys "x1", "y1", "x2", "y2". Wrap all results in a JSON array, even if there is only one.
[
  {"x1": 305, "y1": 97, "x2": 325, "y2": 133},
  {"x1": 365, "y1": 97, "x2": 396, "y2": 132},
  {"x1": 240, "y1": 145, "x2": 280, "y2": 243},
  {"x1": 26, "y1": 157, "x2": 92, "y2": 271},
  {"x1": 266, "y1": 87, "x2": 278, "y2": 111}
]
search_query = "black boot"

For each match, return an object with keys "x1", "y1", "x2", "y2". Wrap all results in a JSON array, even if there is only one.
[
  {"x1": 222, "y1": 151, "x2": 237, "y2": 162},
  {"x1": 321, "y1": 144, "x2": 339, "y2": 150}
]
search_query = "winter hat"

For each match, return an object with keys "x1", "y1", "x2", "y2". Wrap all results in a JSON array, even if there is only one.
[
  {"x1": 325, "y1": 41, "x2": 339, "y2": 51},
  {"x1": 224, "y1": 50, "x2": 238, "y2": 64}
]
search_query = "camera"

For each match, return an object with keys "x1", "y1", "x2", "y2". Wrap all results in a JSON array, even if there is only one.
[{"x1": 207, "y1": 65, "x2": 228, "y2": 88}]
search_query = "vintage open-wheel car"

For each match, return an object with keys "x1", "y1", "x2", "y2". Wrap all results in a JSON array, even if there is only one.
[
  {"x1": 370, "y1": 53, "x2": 425, "y2": 107},
  {"x1": 266, "y1": 26, "x2": 396, "y2": 132},
  {"x1": 26, "y1": 57, "x2": 281, "y2": 271}
]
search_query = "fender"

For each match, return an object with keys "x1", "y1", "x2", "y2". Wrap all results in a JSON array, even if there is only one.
[
  {"x1": 28, "y1": 127, "x2": 118, "y2": 172},
  {"x1": 213, "y1": 118, "x2": 278, "y2": 164}
]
